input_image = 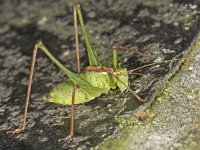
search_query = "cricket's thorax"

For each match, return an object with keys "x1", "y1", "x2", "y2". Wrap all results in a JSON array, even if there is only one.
[
  {"x1": 47, "y1": 66, "x2": 128, "y2": 105},
  {"x1": 84, "y1": 66, "x2": 108, "y2": 72},
  {"x1": 84, "y1": 66, "x2": 129, "y2": 92}
]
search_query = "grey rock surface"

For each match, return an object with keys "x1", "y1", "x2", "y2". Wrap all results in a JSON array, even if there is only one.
[
  {"x1": 0, "y1": 0, "x2": 200, "y2": 149},
  {"x1": 99, "y1": 35, "x2": 200, "y2": 150}
]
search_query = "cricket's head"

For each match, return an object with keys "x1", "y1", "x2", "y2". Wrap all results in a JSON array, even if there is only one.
[{"x1": 113, "y1": 68, "x2": 129, "y2": 92}]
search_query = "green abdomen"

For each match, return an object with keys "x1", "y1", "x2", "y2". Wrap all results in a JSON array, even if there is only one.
[{"x1": 47, "y1": 71, "x2": 116, "y2": 105}]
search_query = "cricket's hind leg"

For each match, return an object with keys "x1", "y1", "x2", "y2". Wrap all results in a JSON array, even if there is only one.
[
  {"x1": 6, "y1": 43, "x2": 38, "y2": 135},
  {"x1": 58, "y1": 5, "x2": 82, "y2": 141},
  {"x1": 6, "y1": 40, "x2": 83, "y2": 138},
  {"x1": 74, "y1": 4, "x2": 101, "y2": 66},
  {"x1": 74, "y1": 4, "x2": 81, "y2": 73}
]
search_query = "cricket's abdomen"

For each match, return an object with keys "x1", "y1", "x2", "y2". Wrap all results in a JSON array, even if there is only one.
[
  {"x1": 48, "y1": 80, "x2": 94, "y2": 105},
  {"x1": 47, "y1": 71, "x2": 117, "y2": 105}
]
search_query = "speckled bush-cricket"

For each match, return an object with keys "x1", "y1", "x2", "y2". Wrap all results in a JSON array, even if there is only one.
[{"x1": 7, "y1": 4, "x2": 146, "y2": 141}]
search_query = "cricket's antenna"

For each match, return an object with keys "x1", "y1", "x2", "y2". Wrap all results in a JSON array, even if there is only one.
[
  {"x1": 115, "y1": 45, "x2": 146, "y2": 57},
  {"x1": 128, "y1": 59, "x2": 178, "y2": 73}
]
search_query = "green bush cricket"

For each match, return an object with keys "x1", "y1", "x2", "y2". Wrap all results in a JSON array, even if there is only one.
[{"x1": 7, "y1": 4, "x2": 146, "y2": 141}]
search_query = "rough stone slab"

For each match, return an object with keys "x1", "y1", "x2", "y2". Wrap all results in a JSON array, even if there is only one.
[{"x1": 98, "y1": 34, "x2": 200, "y2": 150}]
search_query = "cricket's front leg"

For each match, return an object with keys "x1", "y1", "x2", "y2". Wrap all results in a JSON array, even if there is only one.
[
  {"x1": 7, "y1": 43, "x2": 38, "y2": 135},
  {"x1": 58, "y1": 85, "x2": 76, "y2": 142},
  {"x1": 111, "y1": 46, "x2": 147, "y2": 103}
]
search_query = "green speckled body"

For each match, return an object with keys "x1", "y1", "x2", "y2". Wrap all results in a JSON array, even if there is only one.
[{"x1": 48, "y1": 68, "x2": 128, "y2": 105}]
